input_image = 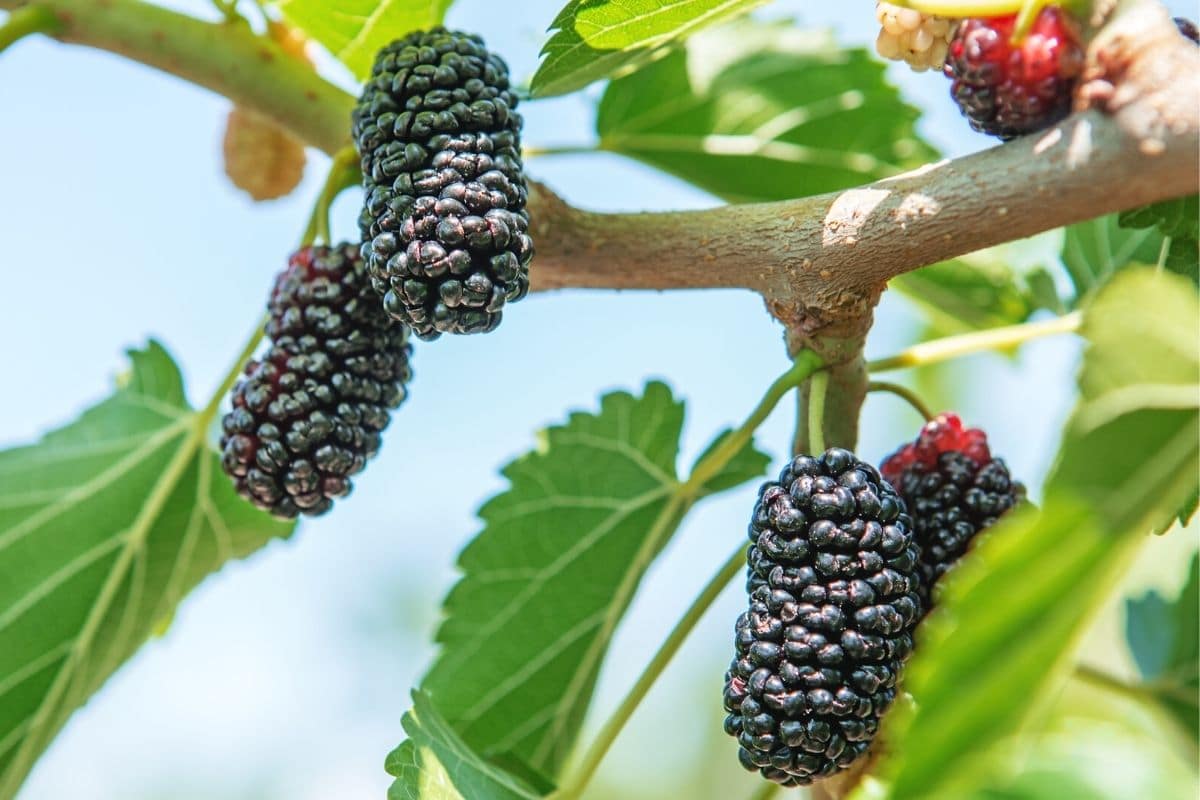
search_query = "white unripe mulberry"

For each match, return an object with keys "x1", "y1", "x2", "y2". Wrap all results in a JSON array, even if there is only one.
[{"x1": 874, "y1": 2, "x2": 956, "y2": 72}]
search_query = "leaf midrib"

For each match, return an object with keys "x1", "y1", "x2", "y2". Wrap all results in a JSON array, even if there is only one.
[{"x1": 0, "y1": 412, "x2": 205, "y2": 797}]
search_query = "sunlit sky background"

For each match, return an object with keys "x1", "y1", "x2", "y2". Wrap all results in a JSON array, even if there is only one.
[{"x1": 1, "y1": 1, "x2": 1194, "y2": 798}]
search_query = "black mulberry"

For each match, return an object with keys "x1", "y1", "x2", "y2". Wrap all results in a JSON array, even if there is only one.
[
  {"x1": 723, "y1": 448, "x2": 922, "y2": 786},
  {"x1": 352, "y1": 28, "x2": 532, "y2": 339},
  {"x1": 880, "y1": 414, "x2": 1024, "y2": 608},
  {"x1": 220, "y1": 244, "x2": 412, "y2": 518}
]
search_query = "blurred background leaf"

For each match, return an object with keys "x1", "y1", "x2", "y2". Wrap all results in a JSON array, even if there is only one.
[
  {"x1": 1124, "y1": 553, "x2": 1199, "y2": 743},
  {"x1": 1060, "y1": 214, "x2": 1165, "y2": 305},
  {"x1": 531, "y1": 0, "x2": 769, "y2": 97},
  {"x1": 1118, "y1": 194, "x2": 1199, "y2": 286},
  {"x1": 872, "y1": 268, "x2": 1200, "y2": 800},
  {"x1": 594, "y1": 20, "x2": 936, "y2": 202}
]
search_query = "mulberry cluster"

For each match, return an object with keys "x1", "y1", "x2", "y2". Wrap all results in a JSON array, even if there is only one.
[
  {"x1": 352, "y1": 28, "x2": 532, "y2": 339},
  {"x1": 220, "y1": 244, "x2": 412, "y2": 519},
  {"x1": 723, "y1": 449, "x2": 922, "y2": 786},
  {"x1": 875, "y1": 2, "x2": 955, "y2": 72},
  {"x1": 881, "y1": 414, "x2": 1024, "y2": 607},
  {"x1": 943, "y1": 7, "x2": 1084, "y2": 140}
]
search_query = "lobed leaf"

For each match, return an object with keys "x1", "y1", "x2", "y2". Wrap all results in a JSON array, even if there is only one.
[
  {"x1": 386, "y1": 381, "x2": 767, "y2": 793},
  {"x1": 594, "y1": 20, "x2": 937, "y2": 203},
  {"x1": 387, "y1": 694, "x2": 543, "y2": 800},
  {"x1": 531, "y1": 0, "x2": 769, "y2": 97},
  {"x1": 0, "y1": 342, "x2": 294, "y2": 797}
]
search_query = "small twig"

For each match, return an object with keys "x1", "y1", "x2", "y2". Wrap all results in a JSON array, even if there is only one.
[
  {"x1": 300, "y1": 146, "x2": 359, "y2": 246},
  {"x1": 867, "y1": 381, "x2": 934, "y2": 422},
  {"x1": 867, "y1": 312, "x2": 1083, "y2": 373},
  {"x1": 0, "y1": 5, "x2": 60, "y2": 53}
]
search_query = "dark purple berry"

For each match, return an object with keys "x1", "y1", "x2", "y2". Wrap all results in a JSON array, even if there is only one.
[
  {"x1": 352, "y1": 29, "x2": 532, "y2": 339},
  {"x1": 220, "y1": 244, "x2": 412, "y2": 518},
  {"x1": 724, "y1": 448, "x2": 922, "y2": 786}
]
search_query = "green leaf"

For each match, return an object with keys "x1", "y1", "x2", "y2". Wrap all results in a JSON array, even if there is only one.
[
  {"x1": 970, "y1": 720, "x2": 1198, "y2": 800},
  {"x1": 1125, "y1": 553, "x2": 1199, "y2": 741},
  {"x1": 389, "y1": 381, "x2": 695, "y2": 793},
  {"x1": 691, "y1": 428, "x2": 770, "y2": 495},
  {"x1": 1052, "y1": 270, "x2": 1200, "y2": 535},
  {"x1": 594, "y1": 20, "x2": 937, "y2": 203},
  {"x1": 1060, "y1": 214, "x2": 1165, "y2": 304},
  {"x1": 1119, "y1": 194, "x2": 1199, "y2": 242},
  {"x1": 271, "y1": 0, "x2": 454, "y2": 79},
  {"x1": 892, "y1": 258, "x2": 1041, "y2": 337},
  {"x1": 531, "y1": 0, "x2": 769, "y2": 98},
  {"x1": 874, "y1": 268, "x2": 1200, "y2": 800},
  {"x1": 1165, "y1": 239, "x2": 1199, "y2": 284},
  {"x1": 387, "y1": 693, "x2": 543, "y2": 800},
  {"x1": 0, "y1": 342, "x2": 294, "y2": 797}
]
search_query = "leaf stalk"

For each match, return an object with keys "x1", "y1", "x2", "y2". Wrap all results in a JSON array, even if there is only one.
[
  {"x1": 553, "y1": 542, "x2": 746, "y2": 800},
  {"x1": 867, "y1": 312, "x2": 1082, "y2": 373},
  {"x1": 0, "y1": 4, "x2": 60, "y2": 53}
]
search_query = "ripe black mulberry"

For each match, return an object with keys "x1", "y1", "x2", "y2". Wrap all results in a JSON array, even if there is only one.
[
  {"x1": 220, "y1": 244, "x2": 412, "y2": 518},
  {"x1": 880, "y1": 414, "x2": 1024, "y2": 608},
  {"x1": 723, "y1": 448, "x2": 922, "y2": 785},
  {"x1": 352, "y1": 28, "x2": 532, "y2": 339}
]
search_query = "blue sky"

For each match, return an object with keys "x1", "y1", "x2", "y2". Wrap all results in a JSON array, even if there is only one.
[{"x1": 0, "y1": 1, "x2": 1191, "y2": 798}]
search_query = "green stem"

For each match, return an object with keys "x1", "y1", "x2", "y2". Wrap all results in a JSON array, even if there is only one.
[
  {"x1": 301, "y1": 146, "x2": 360, "y2": 246},
  {"x1": 685, "y1": 350, "x2": 823, "y2": 494},
  {"x1": 1071, "y1": 663, "x2": 1199, "y2": 708},
  {"x1": 807, "y1": 370, "x2": 829, "y2": 455},
  {"x1": 749, "y1": 782, "x2": 784, "y2": 800},
  {"x1": 867, "y1": 381, "x2": 934, "y2": 422},
  {"x1": 867, "y1": 312, "x2": 1082, "y2": 373},
  {"x1": 1073, "y1": 664, "x2": 1152, "y2": 703},
  {"x1": 0, "y1": 4, "x2": 61, "y2": 53},
  {"x1": 201, "y1": 313, "x2": 268, "y2": 422},
  {"x1": 1155, "y1": 236, "x2": 1172, "y2": 273},
  {"x1": 555, "y1": 543, "x2": 748, "y2": 800},
  {"x1": 522, "y1": 144, "x2": 600, "y2": 159},
  {"x1": 1012, "y1": 0, "x2": 1049, "y2": 39}
]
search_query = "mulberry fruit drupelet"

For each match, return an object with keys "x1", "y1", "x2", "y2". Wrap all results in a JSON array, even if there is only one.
[
  {"x1": 220, "y1": 244, "x2": 412, "y2": 519},
  {"x1": 881, "y1": 413, "x2": 1024, "y2": 610},
  {"x1": 943, "y1": 7, "x2": 1083, "y2": 140},
  {"x1": 723, "y1": 448, "x2": 923, "y2": 786},
  {"x1": 353, "y1": 28, "x2": 533, "y2": 339}
]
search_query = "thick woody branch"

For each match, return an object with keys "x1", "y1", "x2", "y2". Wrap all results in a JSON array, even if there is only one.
[
  {"x1": 530, "y1": 96, "x2": 1198, "y2": 338},
  {"x1": 1, "y1": 0, "x2": 1197, "y2": 345}
]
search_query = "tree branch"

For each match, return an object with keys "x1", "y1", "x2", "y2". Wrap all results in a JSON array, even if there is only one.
[{"x1": 2, "y1": 0, "x2": 1197, "y2": 344}]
